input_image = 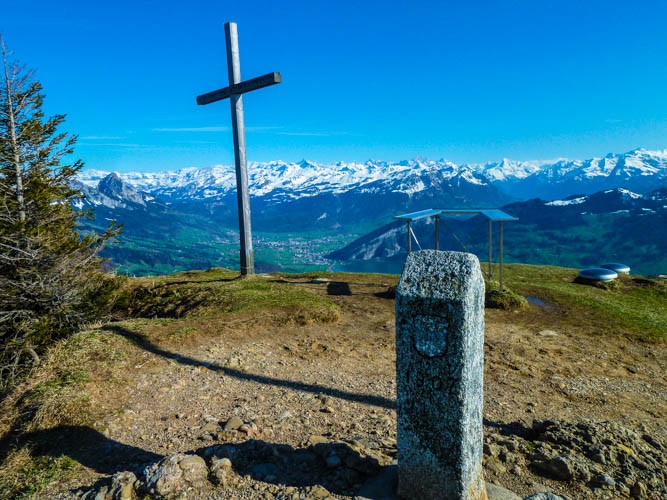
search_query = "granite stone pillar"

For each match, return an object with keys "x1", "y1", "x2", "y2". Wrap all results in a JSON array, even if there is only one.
[{"x1": 396, "y1": 250, "x2": 487, "y2": 499}]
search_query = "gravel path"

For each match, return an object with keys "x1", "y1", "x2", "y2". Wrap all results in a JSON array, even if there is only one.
[{"x1": 39, "y1": 277, "x2": 666, "y2": 499}]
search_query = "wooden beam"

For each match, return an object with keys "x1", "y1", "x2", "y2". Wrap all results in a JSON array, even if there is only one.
[{"x1": 196, "y1": 71, "x2": 282, "y2": 105}]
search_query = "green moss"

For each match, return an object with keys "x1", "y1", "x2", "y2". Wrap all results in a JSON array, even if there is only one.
[{"x1": 485, "y1": 288, "x2": 528, "y2": 310}]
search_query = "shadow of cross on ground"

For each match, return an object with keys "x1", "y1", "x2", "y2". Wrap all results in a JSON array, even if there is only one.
[{"x1": 102, "y1": 324, "x2": 395, "y2": 410}]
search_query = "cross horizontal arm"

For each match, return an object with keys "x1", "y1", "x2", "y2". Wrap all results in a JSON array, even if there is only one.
[{"x1": 196, "y1": 71, "x2": 282, "y2": 105}]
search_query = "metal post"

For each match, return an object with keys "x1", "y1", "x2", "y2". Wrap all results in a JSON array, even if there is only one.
[
  {"x1": 499, "y1": 221, "x2": 504, "y2": 291},
  {"x1": 407, "y1": 220, "x2": 412, "y2": 253},
  {"x1": 435, "y1": 215, "x2": 440, "y2": 251},
  {"x1": 225, "y1": 22, "x2": 254, "y2": 276},
  {"x1": 488, "y1": 220, "x2": 492, "y2": 279}
]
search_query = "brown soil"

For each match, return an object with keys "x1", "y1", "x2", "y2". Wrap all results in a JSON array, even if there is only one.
[{"x1": 7, "y1": 275, "x2": 667, "y2": 498}]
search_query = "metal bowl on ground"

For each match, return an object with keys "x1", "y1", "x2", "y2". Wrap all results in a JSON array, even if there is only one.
[
  {"x1": 600, "y1": 262, "x2": 630, "y2": 274},
  {"x1": 578, "y1": 268, "x2": 619, "y2": 282}
]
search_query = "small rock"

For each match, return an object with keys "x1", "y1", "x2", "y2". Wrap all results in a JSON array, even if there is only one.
[
  {"x1": 143, "y1": 453, "x2": 209, "y2": 498},
  {"x1": 308, "y1": 435, "x2": 328, "y2": 446},
  {"x1": 216, "y1": 457, "x2": 232, "y2": 467},
  {"x1": 179, "y1": 455, "x2": 207, "y2": 473},
  {"x1": 224, "y1": 416, "x2": 244, "y2": 431},
  {"x1": 202, "y1": 421, "x2": 221, "y2": 433},
  {"x1": 537, "y1": 330, "x2": 558, "y2": 337},
  {"x1": 92, "y1": 486, "x2": 109, "y2": 500},
  {"x1": 630, "y1": 481, "x2": 646, "y2": 499},
  {"x1": 216, "y1": 431, "x2": 233, "y2": 441},
  {"x1": 108, "y1": 471, "x2": 137, "y2": 500},
  {"x1": 589, "y1": 445, "x2": 607, "y2": 464},
  {"x1": 591, "y1": 473, "x2": 615, "y2": 488},
  {"x1": 485, "y1": 482, "x2": 521, "y2": 500},
  {"x1": 642, "y1": 434, "x2": 663, "y2": 450},
  {"x1": 310, "y1": 485, "x2": 331, "y2": 498},
  {"x1": 533, "y1": 455, "x2": 577, "y2": 481},
  {"x1": 209, "y1": 457, "x2": 233, "y2": 486},
  {"x1": 486, "y1": 457, "x2": 507, "y2": 475},
  {"x1": 238, "y1": 423, "x2": 256, "y2": 436}
]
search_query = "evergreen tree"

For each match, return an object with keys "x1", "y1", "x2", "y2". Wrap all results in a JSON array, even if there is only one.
[{"x1": 0, "y1": 38, "x2": 119, "y2": 389}]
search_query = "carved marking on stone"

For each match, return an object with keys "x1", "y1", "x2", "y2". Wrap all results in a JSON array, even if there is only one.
[{"x1": 412, "y1": 314, "x2": 448, "y2": 357}]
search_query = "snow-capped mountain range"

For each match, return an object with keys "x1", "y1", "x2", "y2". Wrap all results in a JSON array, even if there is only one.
[
  {"x1": 73, "y1": 148, "x2": 667, "y2": 275},
  {"x1": 78, "y1": 148, "x2": 667, "y2": 205}
]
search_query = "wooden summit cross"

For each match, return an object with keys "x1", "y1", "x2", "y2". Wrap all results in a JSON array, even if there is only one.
[{"x1": 196, "y1": 22, "x2": 281, "y2": 276}]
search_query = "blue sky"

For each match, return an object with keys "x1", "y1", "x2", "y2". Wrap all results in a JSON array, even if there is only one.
[{"x1": 2, "y1": 0, "x2": 667, "y2": 172}]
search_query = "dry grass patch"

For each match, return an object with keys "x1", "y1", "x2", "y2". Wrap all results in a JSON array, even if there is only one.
[{"x1": 0, "y1": 329, "x2": 131, "y2": 498}]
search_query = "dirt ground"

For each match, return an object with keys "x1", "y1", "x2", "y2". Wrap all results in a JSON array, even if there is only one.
[{"x1": 20, "y1": 275, "x2": 667, "y2": 498}]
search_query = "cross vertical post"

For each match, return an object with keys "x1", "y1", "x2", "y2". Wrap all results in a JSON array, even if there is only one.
[
  {"x1": 196, "y1": 22, "x2": 281, "y2": 277},
  {"x1": 225, "y1": 22, "x2": 253, "y2": 275},
  {"x1": 434, "y1": 215, "x2": 440, "y2": 251}
]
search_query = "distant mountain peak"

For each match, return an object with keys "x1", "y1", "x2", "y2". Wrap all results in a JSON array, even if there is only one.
[
  {"x1": 97, "y1": 172, "x2": 148, "y2": 206},
  {"x1": 78, "y1": 147, "x2": 667, "y2": 206}
]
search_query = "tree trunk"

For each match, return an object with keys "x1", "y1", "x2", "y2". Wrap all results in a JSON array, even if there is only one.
[{"x1": 1, "y1": 38, "x2": 26, "y2": 224}]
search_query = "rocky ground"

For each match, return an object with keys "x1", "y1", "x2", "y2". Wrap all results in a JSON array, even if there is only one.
[{"x1": 4, "y1": 274, "x2": 666, "y2": 499}]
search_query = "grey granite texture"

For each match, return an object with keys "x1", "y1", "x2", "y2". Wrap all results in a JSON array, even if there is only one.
[{"x1": 396, "y1": 250, "x2": 486, "y2": 499}]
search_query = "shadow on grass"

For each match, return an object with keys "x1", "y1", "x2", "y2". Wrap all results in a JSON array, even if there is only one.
[
  {"x1": 327, "y1": 281, "x2": 352, "y2": 296},
  {"x1": 154, "y1": 275, "x2": 243, "y2": 287},
  {"x1": 103, "y1": 324, "x2": 395, "y2": 410},
  {"x1": 1, "y1": 424, "x2": 161, "y2": 475}
]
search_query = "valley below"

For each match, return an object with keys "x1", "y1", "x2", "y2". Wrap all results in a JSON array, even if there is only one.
[{"x1": 75, "y1": 148, "x2": 667, "y2": 277}]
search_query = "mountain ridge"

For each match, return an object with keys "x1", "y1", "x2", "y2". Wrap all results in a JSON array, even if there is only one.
[
  {"x1": 73, "y1": 148, "x2": 667, "y2": 276},
  {"x1": 78, "y1": 148, "x2": 667, "y2": 204},
  {"x1": 327, "y1": 187, "x2": 667, "y2": 276}
]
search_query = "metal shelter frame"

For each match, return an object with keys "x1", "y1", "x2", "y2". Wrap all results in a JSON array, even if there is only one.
[{"x1": 394, "y1": 209, "x2": 518, "y2": 290}]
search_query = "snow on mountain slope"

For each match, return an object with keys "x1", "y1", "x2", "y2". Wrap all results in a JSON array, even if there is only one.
[
  {"x1": 78, "y1": 158, "x2": 488, "y2": 202},
  {"x1": 77, "y1": 148, "x2": 667, "y2": 204},
  {"x1": 508, "y1": 148, "x2": 667, "y2": 199}
]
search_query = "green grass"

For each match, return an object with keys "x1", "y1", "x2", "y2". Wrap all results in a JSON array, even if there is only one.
[
  {"x1": 112, "y1": 268, "x2": 341, "y2": 324},
  {"x1": 0, "y1": 453, "x2": 78, "y2": 499},
  {"x1": 501, "y1": 263, "x2": 667, "y2": 341}
]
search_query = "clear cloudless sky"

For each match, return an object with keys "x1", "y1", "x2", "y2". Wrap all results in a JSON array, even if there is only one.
[{"x1": 2, "y1": 0, "x2": 667, "y2": 172}]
